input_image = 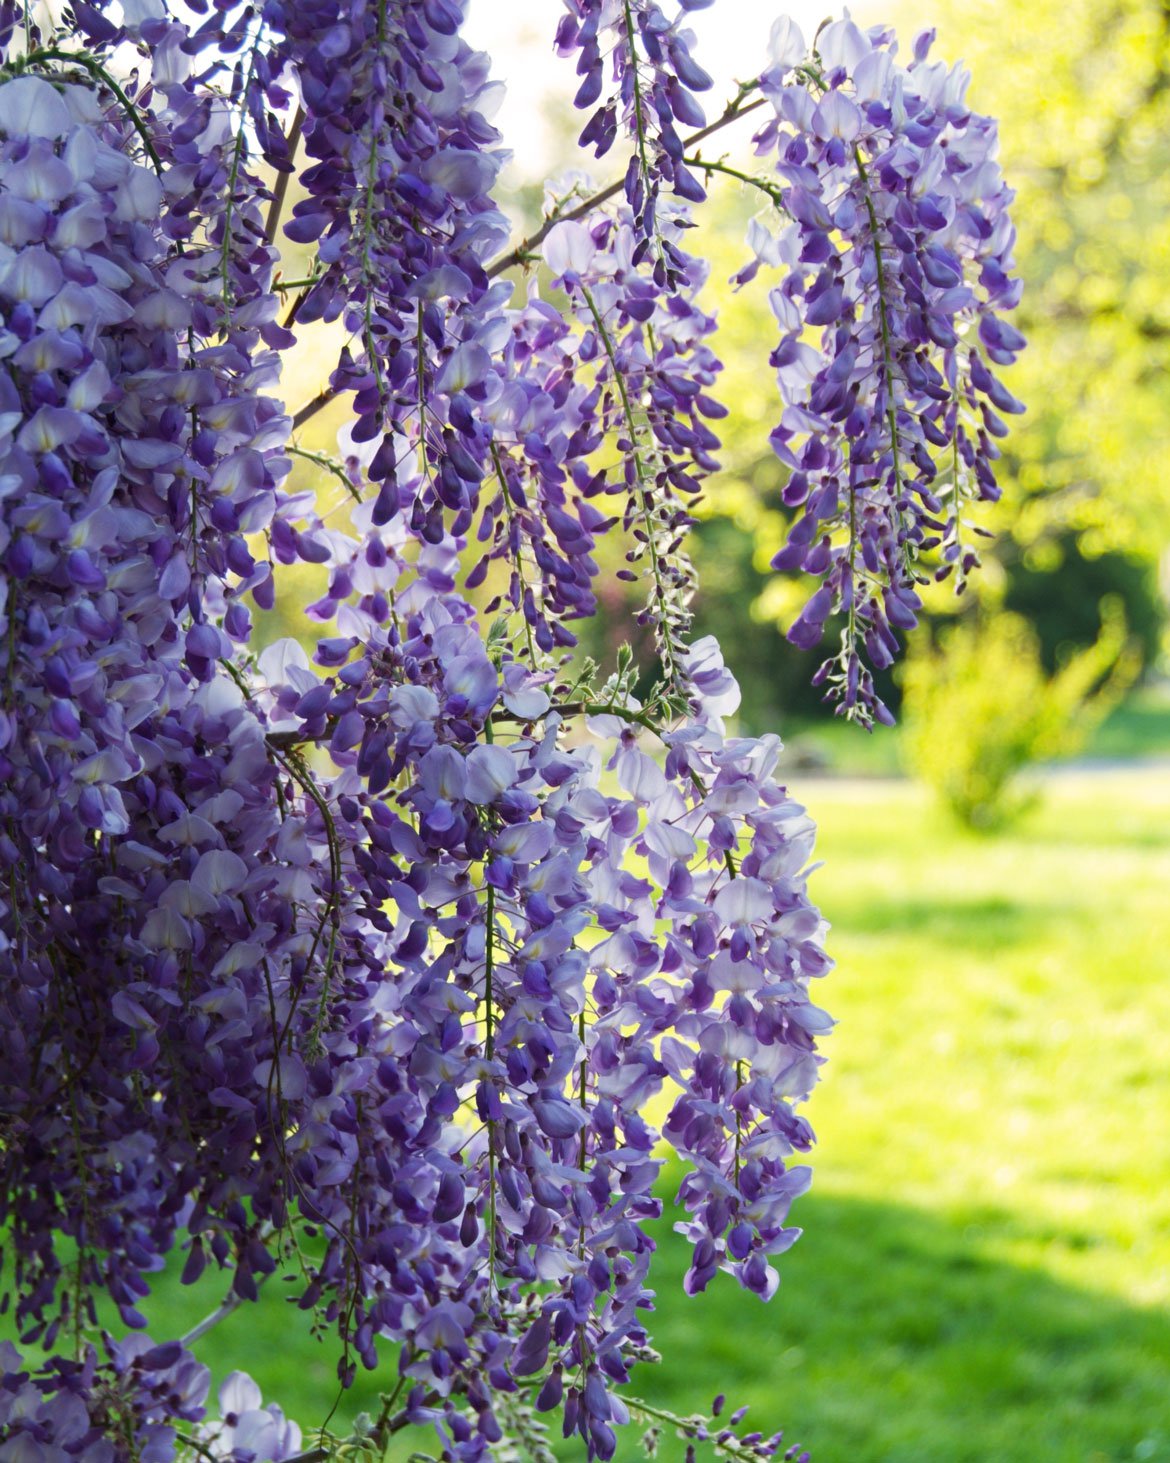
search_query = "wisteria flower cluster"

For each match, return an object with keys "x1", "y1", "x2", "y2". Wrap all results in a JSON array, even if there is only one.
[
  {"x1": 0, "y1": 2, "x2": 1020, "y2": 1461},
  {"x1": 555, "y1": 0, "x2": 716, "y2": 280},
  {"x1": 750, "y1": 14, "x2": 1024, "y2": 723}
]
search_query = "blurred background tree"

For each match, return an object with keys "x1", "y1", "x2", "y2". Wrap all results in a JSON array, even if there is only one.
[{"x1": 940, "y1": 0, "x2": 1170, "y2": 565}]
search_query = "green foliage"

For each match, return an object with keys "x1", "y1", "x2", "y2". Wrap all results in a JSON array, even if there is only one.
[
  {"x1": 900, "y1": 601, "x2": 1138, "y2": 829},
  {"x1": 1002, "y1": 533, "x2": 1164, "y2": 672},
  {"x1": 892, "y1": 0, "x2": 1170, "y2": 574}
]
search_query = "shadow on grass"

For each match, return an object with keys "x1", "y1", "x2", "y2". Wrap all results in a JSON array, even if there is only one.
[{"x1": 638, "y1": 1189, "x2": 1170, "y2": 1463}]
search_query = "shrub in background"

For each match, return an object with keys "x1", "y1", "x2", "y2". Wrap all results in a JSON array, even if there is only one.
[{"x1": 901, "y1": 601, "x2": 1137, "y2": 830}]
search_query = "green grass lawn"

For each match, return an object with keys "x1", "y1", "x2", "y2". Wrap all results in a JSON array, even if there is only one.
[
  {"x1": 786, "y1": 682, "x2": 1170, "y2": 780},
  {"x1": 34, "y1": 767, "x2": 1170, "y2": 1461},
  {"x1": 631, "y1": 768, "x2": 1170, "y2": 1463}
]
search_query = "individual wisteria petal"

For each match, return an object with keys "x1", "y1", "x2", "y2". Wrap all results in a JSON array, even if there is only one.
[
  {"x1": 0, "y1": 75, "x2": 73, "y2": 138},
  {"x1": 768, "y1": 16, "x2": 806, "y2": 71},
  {"x1": 543, "y1": 219, "x2": 597, "y2": 276},
  {"x1": 198, "y1": 1369, "x2": 303, "y2": 1460}
]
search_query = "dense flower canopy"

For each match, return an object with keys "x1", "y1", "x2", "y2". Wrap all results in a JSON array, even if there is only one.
[{"x1": 0, "y1": 2, "x2": 1021, "y2": 1460}]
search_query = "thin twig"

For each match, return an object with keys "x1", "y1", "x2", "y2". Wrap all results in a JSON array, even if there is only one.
[
  {"x1": 484, "y1": 91, "x2": 768, "y2": 279},
  {"x1": 180, "y1": 1291, "x2": 244, "y2": 1349},
  {"x1": 175, "y1": 1433, "x2": 221, "y2": 1463},
  {"x1": 291, "y1": 390, "x2": 334, "y2": 432},
  {"x1": 684, "y1": 153, "x2": 789, "y2": 210},
  {"x1": 265, "y1": 105, "x2": 304, "y2": 246},
  {"x1": 288, "y1": 444, "x2": 363, "y2": 503}
]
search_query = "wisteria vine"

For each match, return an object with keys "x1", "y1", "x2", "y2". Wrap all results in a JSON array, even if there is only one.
[{"x1": 0, "y1": 2, "x2": 1022, "y2": 1461}]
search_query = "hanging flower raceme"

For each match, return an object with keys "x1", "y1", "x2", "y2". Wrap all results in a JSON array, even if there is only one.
[
  {"x1": 555, "y1": 0, "x2": 718, "y2": 281},
  {"x1": 276, "y1": 0, "x2": 511, "y2": 530},
  {"x1": 243, "y1": 582, "x2": 829, "y2": 1463},
  {"x1": 574, "y1": 640, "x2": 830, "y2": 1306},
  {"x1": 538, "y1": 201, "x2": 724, "y2": 689},
  {"x1": 0, "y1": 4, "x2": 1020, "y2": 1461},
  {"x1": 0, "y1": 34, "x2": 367, "y2": 1458},
  {"x1": 0, "y1": 14, "x2": 342, "y2": 1390},
  {"x1": 747, "y1": 16, "x2": 1023, "y2": 725}
]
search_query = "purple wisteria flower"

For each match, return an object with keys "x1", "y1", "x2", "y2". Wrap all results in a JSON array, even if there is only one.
[{"x1": 199, "y1": 1372, "x2": 303, "y2": 1461}]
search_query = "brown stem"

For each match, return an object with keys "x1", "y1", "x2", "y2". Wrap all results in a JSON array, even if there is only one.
[
  {"x1": 283, "y1": 279, "x2": 316, "y2": 329},
  {"x1": 291, "y1": 389, "x2": 335, "y2": 432},
  {"x1": 265, "y1": 105, "x2": 304, "y2": 247}
]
